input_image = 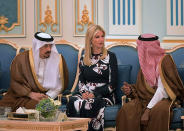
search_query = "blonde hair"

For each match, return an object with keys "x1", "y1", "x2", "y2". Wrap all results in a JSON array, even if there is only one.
[{"x1": 83, "y1": 24, "x2": 107, "y2": 66}]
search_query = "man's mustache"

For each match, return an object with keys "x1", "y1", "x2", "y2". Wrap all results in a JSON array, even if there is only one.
[{"x1": 45, "y1": 51, "x2": 51, "y2": 54}]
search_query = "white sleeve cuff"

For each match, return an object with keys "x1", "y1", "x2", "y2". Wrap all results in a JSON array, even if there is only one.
[{"x1": 46, "y1": 89, "x2": 61, "y2": 99}]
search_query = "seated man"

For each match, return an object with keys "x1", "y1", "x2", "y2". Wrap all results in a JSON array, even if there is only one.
[
  {"x1": 116, "y1": 34, "x2": 184, "y2": 131},
  {"x1": 0, "y1": 32, "x2": 68, "y2": 111}
]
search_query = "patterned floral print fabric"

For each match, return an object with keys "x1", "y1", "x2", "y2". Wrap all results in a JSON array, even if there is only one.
[{"x1": 67, "y1": 51, "x2": 118, "y2": 131}]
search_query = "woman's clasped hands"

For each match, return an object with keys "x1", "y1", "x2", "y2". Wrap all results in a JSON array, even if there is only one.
[{"x1": 82, "y1": 91, "x2": 94, "y2": 99}]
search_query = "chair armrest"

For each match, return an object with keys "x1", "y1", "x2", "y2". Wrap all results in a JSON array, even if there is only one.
[
  {"x1": 0, "y1": 89, "x2": 7, "y2": 96},
  {"x1": 0, "y1": 89, "x2": 7, "y2": 100},
  {"x1": 121, "y1": 95, "x2": 132, "y2": 106},
  {"x1": 57, "y1": 89, "x2": 71, "y2": 102},
  {"x1": 57, "y1": 93, "x2": 72, "y2": 105},
  {"x1": 57, "y1": 94, "x2": 63, "y2": 102},
  {"x1": 0, "y1": 89, "x2": 8, "y2": 94},
  {"x1": 66, "y1": 94, "x2": 72, "y2": 103},
  {"x1": 57, "y1": 89, "x2": 79, "y2": 104},
  {"x1": 122, "y1": 96, "x2": 126, "y2": 106}
]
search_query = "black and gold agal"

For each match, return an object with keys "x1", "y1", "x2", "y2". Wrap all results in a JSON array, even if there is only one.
[{"x1": 34, "y1": 32, "x2": 54, "y2": 42}]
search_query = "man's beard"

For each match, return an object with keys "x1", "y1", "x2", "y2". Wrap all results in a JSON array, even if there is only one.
[{"x1": 44, "y1": 51, "x2": 51, "y2": 58}]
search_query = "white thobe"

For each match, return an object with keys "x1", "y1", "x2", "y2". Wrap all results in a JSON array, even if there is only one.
[
  {"x1": 147, "y1": 76, "x2": 169, "y2": 109},
  {"x1": 37, "y1": 59, "x2": 62, "y2": 99}
]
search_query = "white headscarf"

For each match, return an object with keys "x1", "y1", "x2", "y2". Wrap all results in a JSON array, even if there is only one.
[{"x1": 32, "y1": 32, "x2": 61, "y2": 90}]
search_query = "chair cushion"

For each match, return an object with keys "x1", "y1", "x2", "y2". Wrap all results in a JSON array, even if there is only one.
[
  {"x1": 170, "y1": 107, "x2": 184, "y2": 129},
  {"x1": 56, "y1": 44, "x2": 79, "y2": 91},
  {"x1": 171, "y1": 107, "x2": 184, "y2": 123},
  {"x1": 177, "y1": 67, "x2": 184, "y2": 84},
  {"x1": 104, "y1": 104, "x2": 121, "y2": 121},
  {"x1": 115, "y1": 65, "x2": 132, "y2": 104}
]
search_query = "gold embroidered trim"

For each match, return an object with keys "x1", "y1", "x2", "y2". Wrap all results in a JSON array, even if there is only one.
[
  {"x1": 159, "y1": 55, "x2": 176, "y2": 101},
  {"x1": 59, "y1": 55, "x2": 64, "y2": 92},
  {"x1": 168, "y1": 100, "x2": 173, "y2": 130},
  {"x1": 29, "y1": 49, "x2": 47, "y2": 92}
]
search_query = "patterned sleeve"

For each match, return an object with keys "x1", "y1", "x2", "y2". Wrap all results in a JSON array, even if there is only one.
[
  {"x1": 78, "y1": 57, "x2": 89, "y2": 94},
  {"x1": 93, "y1": 52, "x2": 118, "y2": 98},
  {"x1": 109, "y1": 52, "x2": 118, "y2": 91}
]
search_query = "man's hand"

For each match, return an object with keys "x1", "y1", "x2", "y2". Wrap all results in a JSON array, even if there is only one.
[
  {"x1": 28, "y1": 92, "x2": 48, "y2": 101},
  {"x1": 121, "y1": 82, "x2": 132, "y2": 96},
  {"x1": 141, "y1": 108, "x2": 151, "y2": 125}
]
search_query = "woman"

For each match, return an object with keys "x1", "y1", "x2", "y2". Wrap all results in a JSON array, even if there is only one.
[
  {"x1": 116, "y1": 34, "x2": 184, "y2": 131},
  {"x1": 67, "y1": 24, "x2": 118, "y2": 131}
]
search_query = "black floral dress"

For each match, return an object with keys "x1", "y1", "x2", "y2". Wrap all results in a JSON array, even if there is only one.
[{"x1": 67, "y1": 51, "x2": 118, "y2": 131}]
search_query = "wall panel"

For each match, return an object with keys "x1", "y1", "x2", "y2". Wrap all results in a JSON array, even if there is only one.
[
  {"x1": 35, "y1": 0, "x2": 62, "y2": 36},
  {"x1": 0, "y1": 0, "x2": 25, "y2": 37}
]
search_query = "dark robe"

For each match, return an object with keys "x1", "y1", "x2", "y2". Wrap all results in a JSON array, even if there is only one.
[
  {"x1": 116, "y1": 54, "x2": 184, "y2": 131},
  {"x1": 0, "y1": 50, "x2": 68, "y2": 111}
]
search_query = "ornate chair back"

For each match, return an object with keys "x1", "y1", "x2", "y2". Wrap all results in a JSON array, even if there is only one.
[
  {"x1": 107, "y1": 42, "x2": 140, "y2": 104},
  {"x1": 0, "y1": 39, "x2": 19, "y2": 99},
  {"x1": 166, "y1": 44, "x2": 184, "y2": 84},
  {"x1": 55, "y1": 40, "x2": 81, "y2": 95}
]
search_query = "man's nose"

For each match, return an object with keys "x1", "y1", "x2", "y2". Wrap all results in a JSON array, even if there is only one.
[
  {"x1": 100, "y1": 37, "x2": 104, "y2": 42},
  {"x1": 46, "y1": 46, "x2": 52, "y2": 51}
]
